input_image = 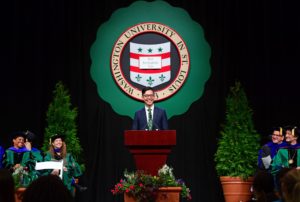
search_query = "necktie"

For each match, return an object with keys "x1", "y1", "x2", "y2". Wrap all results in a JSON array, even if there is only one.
[{"x1": 147, "y1": 108, "x2": 153, "y2": 130}]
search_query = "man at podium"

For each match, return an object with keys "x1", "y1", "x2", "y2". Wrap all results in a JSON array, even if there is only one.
[{"x1": 132, "y1": 87, "x2": 168, "y2": 130}]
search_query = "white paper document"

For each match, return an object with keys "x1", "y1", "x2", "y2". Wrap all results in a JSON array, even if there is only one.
[{"x1": 35, "y1": 160, "x2": 63, "y2": 179}]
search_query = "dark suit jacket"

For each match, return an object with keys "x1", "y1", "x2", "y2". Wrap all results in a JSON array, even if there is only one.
[{"x1": 132, "y1": 106, "x2": 168, "y2": 130}]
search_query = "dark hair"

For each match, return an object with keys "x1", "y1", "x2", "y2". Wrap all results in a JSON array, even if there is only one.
[
  {"x1": 294, "y1": 127, "x2": 300, "y2": 137},
  {"x1": 272, "y1": 126, "x2": 283, "y2": 135},
  {"x1": 253, "y1": 170, "x2": 275, "y2": 193},
  {"x1": 284, "y1": 125, "x2": 296, "y2": 130},
  {"x1": 0, "y1": 168, "x2": 15, "y2": 202},
  {"x1": 284, "y1": 125, "x2": 299, "y2": 137},
  {"x1": 25, "y1": 130, "x2": 36, "y2": 142},
  {"x1": 252, "y1": 171, "x2": 279, "y2": 202},
  {"x1": 281, "y1": 168, "x2": 300, "y2": 202},
  {"x1": 142, "y1": 87, "x2": 154, "y2": 95},
  {"x1": 22, "y1": 175, "x2": 73, "y2": 202}
]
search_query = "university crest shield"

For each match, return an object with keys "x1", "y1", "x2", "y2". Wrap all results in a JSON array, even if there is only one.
[{"x1": 129, "y1": 42, "x2": 171, "y2": 87}]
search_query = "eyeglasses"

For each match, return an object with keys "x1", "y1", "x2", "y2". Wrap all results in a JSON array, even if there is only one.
[
  {"x1": 272, "y1": 134, "x2": 283, "y2": 137},
  {"x1": 143, "y1": 94, "x2": 154, "y2": 98}
]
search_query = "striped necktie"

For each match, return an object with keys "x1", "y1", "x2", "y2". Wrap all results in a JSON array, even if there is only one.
[{"x1": 147, "y1": 108, "x2": 153, "y2": 131}]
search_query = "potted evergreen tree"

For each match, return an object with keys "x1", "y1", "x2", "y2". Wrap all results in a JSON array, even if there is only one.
[
  {"x1": 214, "y1": 81, "x2": 260, "y2": 202},
  {"x1": 42, "y1": 81, "x2": 85, "y2": 171}
]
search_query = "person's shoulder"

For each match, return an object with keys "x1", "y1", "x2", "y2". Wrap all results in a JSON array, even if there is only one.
[
  {"x1": 31, "y1": 147, "x2": 41, "y2": 152},
  {"x1": 279, "y1": 141, "x2": 288, "y2": 146},
  {"x1": 6, "y1": 147, "x2": 25, "y2": 152},
  {"x1": 264, "y1": 141, "x2": 274, "y2": 147},
  {"x1": 154, "y1": 106, "x2": 166, "y2": 111},
  {"x1": 5, "y1": 147, "x2": 14, "y2": 152},
  {"x1": 135, "y1": 108, "x2": 145, "y2": 113},
  {"x1": 277, "y1": 147, "x2": 288, "y2": 152}
]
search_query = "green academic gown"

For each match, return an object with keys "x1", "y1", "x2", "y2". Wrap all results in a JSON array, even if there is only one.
[
  {"x1": 271, "y1": 148, "x2": 300, "y2": 175},
  {"x1": 3, "y1": 148, "x2": 37, "y2": 186},
  {"x1": 30, "y1": 148, "x2": 43, "y2": 162},
  {"x1": 44, "y1": 151, "x2": 82, "y2": 193}
]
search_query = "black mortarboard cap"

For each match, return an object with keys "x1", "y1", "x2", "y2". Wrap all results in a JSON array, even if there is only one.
[
  {"x1": 50, "y1": 134, "x2": 66, "y2": 143},
  {"x1": 10, "y1": 131, "x2": 26, "y2": 140}
]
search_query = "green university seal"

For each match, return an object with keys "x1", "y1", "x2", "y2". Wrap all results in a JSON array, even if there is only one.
[{"x1": 90, "y1": 1, "x2": 211, "y2": 119}]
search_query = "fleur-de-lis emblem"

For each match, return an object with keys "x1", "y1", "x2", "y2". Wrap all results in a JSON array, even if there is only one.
[
  {"x1": 146, "y1": 76, "x2": 155, "y2": 86},
  {"x1": 135, "y1": 74, "x2": 142, "y2": 82},
  {"x1": 159, "y1": 74, "x2": 166, "y2": 82}
]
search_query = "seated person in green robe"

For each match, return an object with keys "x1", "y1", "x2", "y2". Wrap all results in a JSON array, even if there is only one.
[
  {"x1": 3, "y1": 131, "x2": 36, "y2": 186},
  {"x1": 24, "y1": 130, "x2": 44, "y2": 181},
  {"x1": 43, "y1": 134, "x2": 84, "y2": 194},
  {"x1": 24, "y1": 130, "x2": 43, "y2": 163}
]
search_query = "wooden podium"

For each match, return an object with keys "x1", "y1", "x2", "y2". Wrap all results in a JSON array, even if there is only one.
[{"x1": 124, "y1": 130, "x2": 176, "y2": 176}]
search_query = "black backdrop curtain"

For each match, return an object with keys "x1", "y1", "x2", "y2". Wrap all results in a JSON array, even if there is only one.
[{"x1": 1, "y1": 0, "x2": 300, "y2": 201}]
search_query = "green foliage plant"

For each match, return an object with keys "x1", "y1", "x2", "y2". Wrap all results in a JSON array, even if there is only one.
[
  {"x1": 42, "y1": 81, "x2": 84, "y2": 170},
  {"x1": 214, "y1": 81, "x2": 260, "y2": 180}
]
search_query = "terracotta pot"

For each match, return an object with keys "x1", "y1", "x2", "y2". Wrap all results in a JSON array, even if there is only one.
[
  {"x1": 124, "y1": 187, "x2": 182, "y2": 202},
  {"x1": 220, "y1": 176, "x2": 253, "y2": 202},
  {"x1": 15, "y1": 187, "x2": 26, "y2": 202}
]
